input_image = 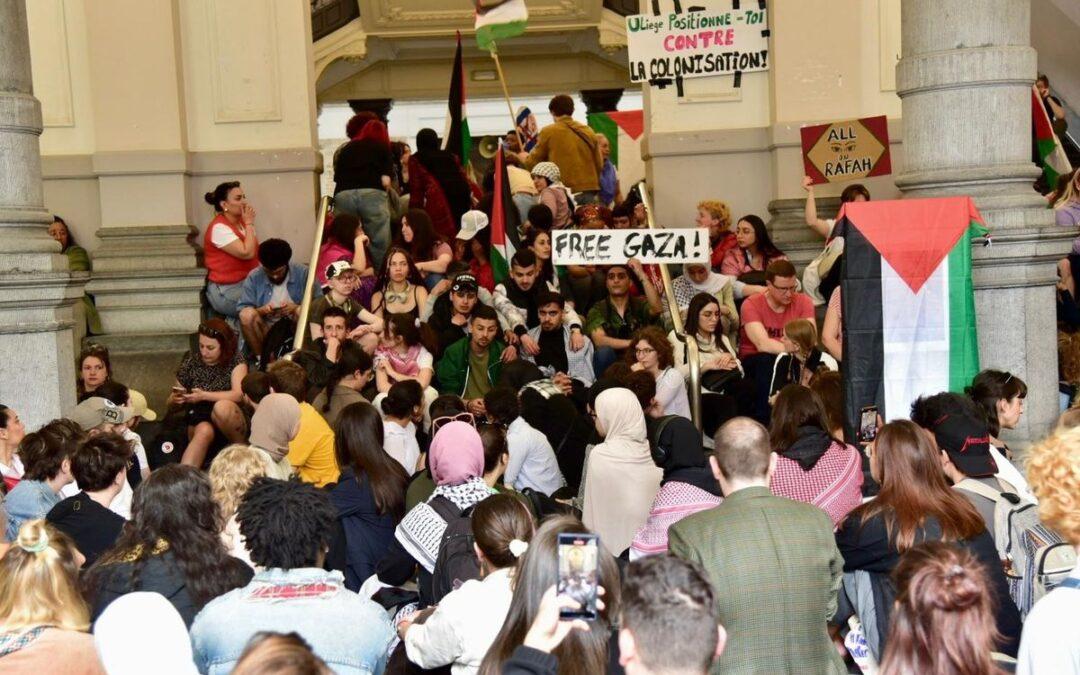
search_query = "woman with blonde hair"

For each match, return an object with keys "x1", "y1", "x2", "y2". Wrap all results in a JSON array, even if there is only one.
[
  {"x1": 209, "y1": 444, "x2": 271, "y2": 569},
  {"x1": 1017, "y1": 427, "x2": 1080, "y2": 673},
  {"x1": 768, "y1": 318, "x2": 837, "y2": 399},
  {"x1": 0, "y1": 520, "x2": 105, "y2": 673}
]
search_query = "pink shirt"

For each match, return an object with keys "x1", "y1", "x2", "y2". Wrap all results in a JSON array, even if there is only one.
[{"x1": 738, "y1": 291, "x2": 815, "y2": 358}]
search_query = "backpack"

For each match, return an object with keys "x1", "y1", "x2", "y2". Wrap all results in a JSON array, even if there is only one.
[
  {"x1": 955, "y1": 478, "x2": 1078, "y2": 617},
  {"x1": 802, "y1": 235, "x2": 845, "y2": 305},
  {"x1": 428, "y1": 495, "x2": 481, "y2": 604}
]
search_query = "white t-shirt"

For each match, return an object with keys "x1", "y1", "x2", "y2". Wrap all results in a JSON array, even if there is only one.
[
  {"x1": 384, "y1": 420, "x2": 421, "y2": 474},
  {"x1": 1017, "y1": 566, "x2": 1080, "y2": 675},
  {"x1": 655, "y1": 367, "x2": 692, "y2": 419},
  {"x1": 989, "y1": 444, "x2": 1037, "y2": 503},
  {"x1": 122, "y1": 427, "x2": 149, "y2": 477},
  {"x1": 1, "y1": 455, "x2": 24, "y2": 481},
  {"x1": 210, "y1": 222, "x2": 240, "y2": 248}
]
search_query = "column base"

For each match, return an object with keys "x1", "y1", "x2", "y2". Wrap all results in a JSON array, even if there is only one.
[{"x1": 766, "y1": 197, "x2": 838, "y2": 271}]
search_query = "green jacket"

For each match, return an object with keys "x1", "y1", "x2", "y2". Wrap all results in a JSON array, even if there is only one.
[
  {"x1": 435, "y1": 337, "x2": 505, "y2": 397},
  {"x1": 668, "y1": 486, "x2": 846, "y2": 675}
]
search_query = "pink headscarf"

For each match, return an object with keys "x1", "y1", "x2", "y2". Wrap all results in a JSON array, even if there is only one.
[{"x1": 428, "y1": 421, "x2": 484, "y2": 486}]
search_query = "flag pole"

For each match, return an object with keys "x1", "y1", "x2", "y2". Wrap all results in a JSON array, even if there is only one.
[{"x1": 489, "y1": 43, "x2": 525, "y2": 151}]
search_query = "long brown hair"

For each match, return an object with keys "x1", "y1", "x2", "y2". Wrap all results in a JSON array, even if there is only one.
[
  {"x1": 399, "y1": 208, "x2": 446, "y2": 263},
  {"x1": 199, "y1": 319, "x2": 238, "y2": 365},
  {"x1": 880, "y1": 542, "x2": 1003, "y2": 675},
  {"x1": 333, "y1": 401, "x2": 409, "y2": 519},
  {"x1": 854, "y1": 420, "x2": 983, "y2": 551},
  {"x1": 479, "y1": 516, "x2": 620, "y2": 675},
  {"x1": 769, "y1": 384, "x2": 828, "y2": 452},
  {"x1": 471, "y1": 494, "x2": 535, "y2": 570}
]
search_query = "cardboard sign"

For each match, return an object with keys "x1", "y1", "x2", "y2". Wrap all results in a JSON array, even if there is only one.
[
  {"x1": 625, "y1": 4, "x2": 770, "y2": 84},
  {"x1": 801, "y1": 116, "x2": 892, "y2": 185},
  {"x1": 552, "y1": 229, "x2": 709, "y2": 266}
]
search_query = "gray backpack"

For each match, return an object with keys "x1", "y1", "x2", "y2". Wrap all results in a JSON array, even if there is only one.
[{"x1": 956, "y1": 478, "x2": 1077, "y2": 617}]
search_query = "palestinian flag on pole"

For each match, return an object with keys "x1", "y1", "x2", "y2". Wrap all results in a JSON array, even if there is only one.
[
  {"x1": 840, "y1": 197, "x2": 988, "y2": 442},
  {"x1": 475, "y1": 0, "x2": 529, "y2": 52},
  {"x1": 443, "y1": 32, "x2": 471, "y2": 168},
  {"x1": 1032, "y1": 84, "x2": 1071, "y2": 186},
  {"x1": 489, "y1": 148, "x2": 520, "y2": 285}
]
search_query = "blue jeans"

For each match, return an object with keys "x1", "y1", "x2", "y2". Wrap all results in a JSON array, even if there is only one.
[
  {"x1": 422, "y1": 272, "x2": 445, "y2": 291},
  {"x1": 335, "y1": 188, "x2": 391, "y2": 271},
  {"x1": 593, "y1": 346, "x2": 619, "y2": 379},
  {"x1": 513, "y1": 193, "x2": 538, "y2": 227}
]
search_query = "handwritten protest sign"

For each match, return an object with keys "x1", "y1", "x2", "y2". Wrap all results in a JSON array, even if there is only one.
[
  {"x1": 625, "y1": 4, "x2": 770, "y2": 84},
  {"x1": 801, "y1": 116, "x2": 892, "y2": 185},
  {"x1": 552, "y1": 229, "x2": 709, "y2": 266}
]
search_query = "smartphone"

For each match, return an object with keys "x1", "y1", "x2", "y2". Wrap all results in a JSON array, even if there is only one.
[
  {"x1": 859, "y1": 405, "x2": 879, "y2": 444},
  {"x1": 557, "y1": 533, "x2": 599, "y2": 620}
]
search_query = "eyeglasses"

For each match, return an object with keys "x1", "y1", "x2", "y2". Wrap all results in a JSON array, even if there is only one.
[
  {"x1": 431, "y1": 412, "x2": 475, "y2": 432},
  {"x1": 635, "y1": 347, "x2": 656, "y2": 355},
  {"x1": 769, "y1": 283, "x2": 797, "y2": 294}
]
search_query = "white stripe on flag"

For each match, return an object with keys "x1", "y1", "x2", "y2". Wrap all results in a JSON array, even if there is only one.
[{"x1": 881, "y1": 258, "x2": 951, "y2": 420}]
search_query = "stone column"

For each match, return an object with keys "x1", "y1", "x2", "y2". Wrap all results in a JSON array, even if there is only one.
[
  {"x1": 580, "y1": 89, "x2": 624, "y2": 115},
  {"x1": 895, "y1": 0, "x2": 1071, "y2": 443},
  {"x1": 348, "y1": 99, "x2": 393, "y2": 124},
  {"x1": 0, "y1": 0, "x2": 82, "y2": 427}
]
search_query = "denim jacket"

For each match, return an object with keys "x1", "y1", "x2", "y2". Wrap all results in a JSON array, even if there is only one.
[
  {"x1": 237, "y1": 263, "x2": 309, "y2": 312},
  {"x1": 5, "y1": 480, "x2": 61, "y2": 541},
  {"x1": 190, "y1": 567, "x2": 393, "y2": 674}
]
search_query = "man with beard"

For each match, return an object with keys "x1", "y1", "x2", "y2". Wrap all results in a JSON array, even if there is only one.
[
  {"x1": 493, "y1": 249, "x2": 585, "y2": 358},
  {"x1": 436, "y1": 304, "x2": 514, "y2": 416},
  {"x1": 425, "y1": 273, "x2": 485, "y2": 356},
  {"x1": 521, "y1": 291, "x2": 594, "y2": 393}
]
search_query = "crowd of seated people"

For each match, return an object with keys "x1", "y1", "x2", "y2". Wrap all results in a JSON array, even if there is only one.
[{"x1": 2, "y1": 93, "x2": 1076, "y2": 674}]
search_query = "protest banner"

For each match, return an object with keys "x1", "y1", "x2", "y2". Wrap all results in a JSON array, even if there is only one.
[
  {"x1": 801, "y1": 115, "x2": 892, "y2": 185},
  {"x1": 625, "y1": 4, "x2": 769, "y2": 84},
  {"x1": 552, "y1": 229, "x2": 709, "y2": 266}
]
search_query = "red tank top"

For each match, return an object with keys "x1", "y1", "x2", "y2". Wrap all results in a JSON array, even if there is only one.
[{"x1": 204, "y1": 215, "x2": 259, "y2": 284}]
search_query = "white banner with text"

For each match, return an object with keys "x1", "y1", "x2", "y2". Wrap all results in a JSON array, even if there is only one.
[{"x1": 552, "y1": 228, "x2": 710, "y2": 266}]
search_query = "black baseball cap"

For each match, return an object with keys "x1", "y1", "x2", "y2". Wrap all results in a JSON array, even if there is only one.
[
  {"x1": 931, "y1": 412, "x2": 998, "y2": 478},
  {"x1": 451, "y1": 274, "x2": 479, "y2": 294}
]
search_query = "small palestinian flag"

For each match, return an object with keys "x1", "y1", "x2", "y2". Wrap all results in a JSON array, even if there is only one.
[
  {"x1": 587, "y1": 110, "x2": 644, "y2": 168},
  {"x1": 1033, "y1": 85, "x2": 1071, "y2": 186},
  {"x1": 443, "y1": 32, "x2": 471, "y2": 167},
  {"x1": 840, "y1": 197, "x2": 988, "y2": 442},
  {"x1": 489, "y1": 148, "x2": 520, "y2": 285},
  {"x1": 475, "y1": 0, "x2": 529, "y2": 52}
]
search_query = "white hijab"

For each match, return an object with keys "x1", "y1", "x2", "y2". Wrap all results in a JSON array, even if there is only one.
[
  {"x1": 582, "y1": 388, "x2": 662, "y2": 555},
  {"x1": 94, "y1": 592, "x2": 199, "y2": 675},
  {"x1": 676, "y1": 264, "x2": 732, "y2": 310}
]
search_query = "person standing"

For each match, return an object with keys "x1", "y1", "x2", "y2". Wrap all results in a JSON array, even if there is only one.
[
  {"x1": 410, "y1": 128, "x2": 476, "y2": 241},
  {"x1": 668, "y1": 417, "x2": 846, "y2": 675},
  {"x1": 333, "y1": 114, "x2": 395, "y2": 270},
  {"x1": 518, "y1": 95, "x2": 603, "y2": 203}
]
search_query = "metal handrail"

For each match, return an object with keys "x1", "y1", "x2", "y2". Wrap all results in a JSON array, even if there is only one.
[
  {"x1": 292, "y1": 195, "x2": 333, "y2": 352},
  {"x1": 636, "y1": 181, "x2": 703, "y2": 432}
]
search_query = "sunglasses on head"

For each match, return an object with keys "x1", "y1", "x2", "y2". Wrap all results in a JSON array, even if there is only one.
[
  {"x1": 431, "y1": 412, "x2": 475, "y2": 432},
  {"x1": 199, "y1": 323, "x2": 224, "y2": 341}
]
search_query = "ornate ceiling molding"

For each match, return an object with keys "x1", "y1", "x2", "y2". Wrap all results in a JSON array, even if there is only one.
[{"x1": 314, "y1": 17, "x2": 368, "y2": 81}]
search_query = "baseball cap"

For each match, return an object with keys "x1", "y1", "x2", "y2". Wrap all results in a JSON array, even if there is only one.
[
  {"x1": 450, "y1": 274, "x2": 479, "y2": 295},
  {"x1": 128, "y1": 389, "x2": 157, "y2": 422},
  {"x1": 931, "y1": 412, "x2": 998, "y2": 478},
  {"x1": 458, "y1": 211, "x2": 490, "y2": 241},
  {"x1": 324, "y1": 260, "x2": 356, "y2": 281},
  {"x1": 70, "y1": 397, "x2": 135, "y2": 431}
]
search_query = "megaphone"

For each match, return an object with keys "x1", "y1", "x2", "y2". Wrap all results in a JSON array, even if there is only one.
[{"x1": 478, "y1": 135, "x2": 501, "y2": 159}]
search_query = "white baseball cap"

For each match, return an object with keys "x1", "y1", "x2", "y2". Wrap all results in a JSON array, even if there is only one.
[{"x1": 457, "y1": 210, "x2": 490, "y2": 241}]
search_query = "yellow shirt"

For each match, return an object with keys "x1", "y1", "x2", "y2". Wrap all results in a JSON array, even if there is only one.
[{"x1": 288, "y1": 402, "x2": 339, "y2": 487}]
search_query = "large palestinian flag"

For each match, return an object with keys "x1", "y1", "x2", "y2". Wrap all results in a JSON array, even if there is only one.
[
  {"x1": 840, "y1": 197, "x2": 987, "y2": 441},
  {"x1": 474, "y1": 0, "x2": 529, "y2": 52},
  {"x1": 587, "y1": 110, "x2": 646, "y2": 190}
]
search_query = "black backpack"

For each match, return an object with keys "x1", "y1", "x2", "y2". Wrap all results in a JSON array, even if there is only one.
[{"x1": 429, "y1": 495, "x2": 481, "y2": 603}]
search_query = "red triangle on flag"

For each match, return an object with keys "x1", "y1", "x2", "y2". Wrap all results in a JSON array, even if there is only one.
[
  {"x1": 839, "y1": 197, "x2": 984, "y2": 294},
  {"x1": 606, "y1": 110, "x2": 644, "y2": 141}
]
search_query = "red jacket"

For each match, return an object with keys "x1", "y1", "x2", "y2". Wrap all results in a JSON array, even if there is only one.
[{"x1": 204, "y1": 215, "x2": 258, "y2": 284}]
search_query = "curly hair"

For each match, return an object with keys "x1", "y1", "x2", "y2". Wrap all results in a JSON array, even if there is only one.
[
  {"x1": 628, "y1": 325, "x2": 675, "y2": 370},
  {"x1": 237, "y1": 477, "x2": 338, "y2": 569},
  {"x1": 84, "y1": 465, "x2": 249, "y2": 607},
  {"x1": 209, "y1": 444, "x2": 270, "y2": 519},
  {"x1": 697, "y1": 199, "x2": 731, "y2": 228},
  {"x1": 1025, "y1": 427, "x2": 1080, "y2": 545}
]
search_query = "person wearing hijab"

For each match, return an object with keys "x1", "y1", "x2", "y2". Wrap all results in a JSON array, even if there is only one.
[
  {"x1": 94, "y1": 592, "x2": 199, "y2": 675},
  {"x1": 333, "y1": 114, "x2": 395, "y2": 270},
  {"x1": 581, "y1": 388, "x2": 662, "y2": 556},
  {"x1": 247, "y1": 393, "x2": 300, "y2": 480},
  {"x1": 630, "y1": 416, "x2": 723, "y2": 559},
  {"x1": 672, "y1": 262, "x2": 738, "y2": 341},
  {"x1": 409, "y1": 128, "x2": 476, "y2": 240},
  {"x1": 376, "y1": 421, "x2": 494, "y2": 606}
]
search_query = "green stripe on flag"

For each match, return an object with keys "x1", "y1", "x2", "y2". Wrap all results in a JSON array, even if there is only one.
[
  {"x1": 587, "y1": 113, "x2": 619, "y2": 167},
  {"x1": 947, "y1": 220, "x2": 985, "y2": 392},
  {"x1": 476, "y1": 21, "x2": 528, "y2": 52},
  {"x1": 491, "y1": 246, "x2": 509, "y2": 286}
]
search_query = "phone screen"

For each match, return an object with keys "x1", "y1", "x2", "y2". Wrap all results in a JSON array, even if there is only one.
[
  {"x1": 859, "y1": 406, "x2": 879, "y2": 444},
  {"x1": 557, "y1": 533, "x2": 599, "y2": 620}
]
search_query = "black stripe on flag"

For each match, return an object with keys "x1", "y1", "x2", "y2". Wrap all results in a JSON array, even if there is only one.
[
  {"x1": 445, "y1": 35, "x2": 466, "y2": 165},
  {"x1": 839, "y1": 216, "x2": 885, "y2": 445}
]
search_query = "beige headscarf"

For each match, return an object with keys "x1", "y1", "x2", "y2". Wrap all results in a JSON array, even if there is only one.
[
  {"x1": 582, "y1": 388, "x2": 662, "y2": 555},
  {"x1": 249, "y1": 393, "x2": 301, "y2": 463}
]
